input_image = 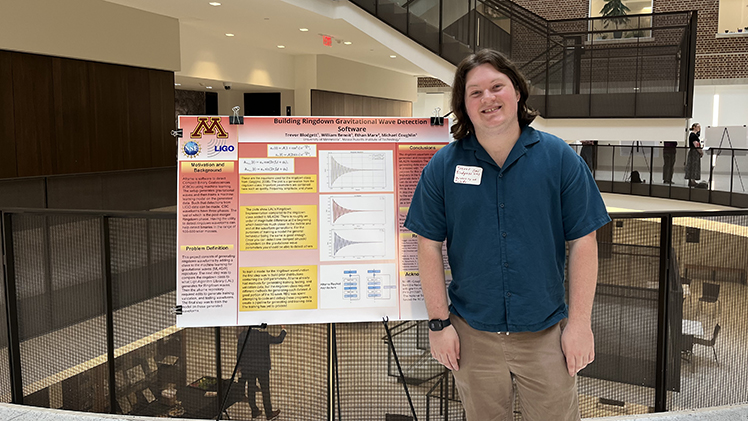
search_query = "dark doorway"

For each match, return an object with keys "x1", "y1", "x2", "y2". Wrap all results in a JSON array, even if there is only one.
[{"x1": 244, "y1": 92, "x2": 281, "y2": 116}]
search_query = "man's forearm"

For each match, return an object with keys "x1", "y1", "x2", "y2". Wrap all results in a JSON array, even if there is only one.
[
  {"x1": 567, "y1": 231, "x2": 598, "y2": 326},
  {"x1": 417, "y1": 236, "x2": 450, "y2": 320}
]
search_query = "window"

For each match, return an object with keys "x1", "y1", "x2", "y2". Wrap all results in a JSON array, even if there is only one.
[
  {"x1": 589, "y1": 0, "x2": 653, "y2": 41},
  {"x1": 717, "y1": 0, "x2": 748, "y2": 34}
]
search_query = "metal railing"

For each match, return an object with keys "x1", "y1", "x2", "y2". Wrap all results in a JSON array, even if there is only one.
[
  {"x1": 2, "y1": 208, "x2": 748, "y2": 419},
  {"x1": 571, "y1": 144, "x2": 748, "y2": 208},
  {"x1": 349, "y1": 0, "x2": 697, "y2": 119}
]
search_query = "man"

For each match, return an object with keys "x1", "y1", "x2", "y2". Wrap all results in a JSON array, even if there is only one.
[
  {"x1": 237, "y1": 326, "x2": 287, "y2": 420},
  {"x1": 662, "y1": 140, "x2": 677, "y2": 184},
  {"x1": 404, "y1": 49, "x2": 610, "y2": 421}
]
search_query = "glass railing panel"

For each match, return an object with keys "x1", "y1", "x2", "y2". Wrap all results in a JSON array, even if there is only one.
[
  {"x1": 377, "y1": 0, "x2": 408, "y2": 33},
  {"x1": 408, "y1": 0, "x2": 440, "y2": 53},
  {"x1": 730, "y1": 151, "x2": 748, "y2": 196},
  {"x1": 349, "y1": 0, "x2": 376, "y2": 14}
]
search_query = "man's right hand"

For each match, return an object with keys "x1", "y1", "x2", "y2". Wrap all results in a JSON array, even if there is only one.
[{"x1": 429, "y1": 325, "x2": 460, "y2": 371}]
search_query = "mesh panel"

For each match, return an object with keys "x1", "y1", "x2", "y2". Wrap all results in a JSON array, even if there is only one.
[
  {"x1": 110, "y1": 217, "x2": 179, "y2": 416},
  {"x1": 13, "y1": 214, "x2": 107, "y2": 411},
  {"x1": 577, "y1": 218, "x2": 660, "y2": 417},
  {"x1": 221, "y1": 324, "x2": 327, "y2": 420},
  {"x1": 668, "y1": 214, "x2": 748, "y2": 410},
  {"x1": 179, "y1": 327, "x2": 217, "y2": 418},
  {"x1": 335, "y1": 321, "x2": 463, "y2": 420},
  {"x1": 0, "y1": 218, "x2": 9, "y2": 402}
]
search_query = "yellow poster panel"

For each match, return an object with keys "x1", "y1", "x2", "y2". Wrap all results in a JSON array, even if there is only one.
[
  {"x1": 240, "y1": 266, "x2": 317, "y2": 311},
  {"x1": 241, "y1": 174, "x2": 317, "y2": 194},
  {"x1": 241, "y1": 205, "x2": 318, "y2": 251}
]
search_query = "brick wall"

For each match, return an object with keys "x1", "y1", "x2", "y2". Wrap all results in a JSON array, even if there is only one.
[
  {"x1": 512, "y1": 0, "x2": 748, "y2": 80},
  {"x1": 654, "y1": 0, "x2": 748, "y2": 79},
  {"x1": 512, "y1": 0, "x2": 589, "y2": 20}
]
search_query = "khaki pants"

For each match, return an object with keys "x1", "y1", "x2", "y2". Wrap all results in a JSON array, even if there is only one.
[{"x1": 451, "y1": 315, "x2": 580, "y2": 421}]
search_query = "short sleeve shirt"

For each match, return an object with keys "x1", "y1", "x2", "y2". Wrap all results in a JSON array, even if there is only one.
[{"x1": 404, "y1": 126, "x2": 611, "y2": 332}]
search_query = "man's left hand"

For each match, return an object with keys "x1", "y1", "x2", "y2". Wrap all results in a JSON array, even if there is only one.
[{"x1": 561, "y1": 321, "x2": 594, "y2": 377}]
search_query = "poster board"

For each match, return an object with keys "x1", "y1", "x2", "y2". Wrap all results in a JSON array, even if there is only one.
[
  {"x1": 704, "y1": 125, "x2": 748, "y2": 150},
  {"x1": 176, "y1": 116, "x2": 451, "y2": 327}
]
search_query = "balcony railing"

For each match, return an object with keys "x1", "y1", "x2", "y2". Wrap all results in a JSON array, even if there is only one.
[
  {"x1": 571, "y1": 144, "x2": 748, "y2": 208},
  {"x1": 349, "y1": 0, "x2": 697, "y2": 119},
  {"x1": 2, "y1": 207, "x2": 748, "y2": 418}
]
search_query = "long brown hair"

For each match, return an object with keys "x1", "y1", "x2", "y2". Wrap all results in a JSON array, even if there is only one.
[{"x1": 450, "y1": 49, "x2": 537, "y2": 140}]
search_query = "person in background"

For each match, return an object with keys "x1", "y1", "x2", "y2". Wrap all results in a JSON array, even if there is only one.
[
  {"x1": 580, "y1": 140, "x2": 597, "y2": 174},
  {"x1": 405, "y1": 49, "x2": 610, "y2": 421},
  {"x1": 662, "y1": 140, "x2": 677, "y2": 184},
  {"x1": 685, "y1": 123, "x2": 703, "y2": 187},
  {"x1": 237, "y1": 325, "x2": 287, "y2": 420}
]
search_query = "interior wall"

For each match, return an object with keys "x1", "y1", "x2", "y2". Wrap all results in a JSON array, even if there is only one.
[
  {"x1": 179, "y1": 22, "x2": 295, "y2": 90},
  {"x1": 693, "y1": 84, "x2": 748, "y2": 129},
  {"x1": 294, "y1": 55, "x2": 318, "y2": 117},
  {"x1": 311, "y1": 90, "x2": 411, "y2": 117},
  {"x1": 0, "y1": 0, "x2": 179, "y2": 72},
  {"x1": 531, "y1": 117, "x2": 689, "y2": 144},
  {"x1": 316, "y1": 55, "x2": 417, "y2": 103},
  {"x1": 0, "y1": 49, "x2": 175, "y2": 179},
  {"x1": 412, "y1": 91, "x2": 451, "y2": 119}
]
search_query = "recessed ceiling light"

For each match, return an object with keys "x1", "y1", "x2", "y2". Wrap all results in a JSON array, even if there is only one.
[
  {"x1": 344, "y1": 41, "x2": 352, "y2": 45},
  {"x1": 390, "y1": 55, "x2": 397, "y2": 58},
  {"x1": 206, "y1": 86, "x2": 212, "y2": 89},
  {"x1": 209, "y1": 2, "x2": 221, "y2": 6},
  {"x1": 175, "y1": 83, "x2": 181, "y2": 87},
  {"x1": 277, "y1": 45, "x2": 285, "y2": 49},
  {"x1": 225, "y1": 33, "x2": 234, "y2": 37},
  {"x1": 299, "y1": 28, "x2": 309, "y2": 32}
]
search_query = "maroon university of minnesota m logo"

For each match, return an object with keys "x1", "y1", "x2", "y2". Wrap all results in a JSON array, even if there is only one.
[{"x1": 190, "y1": 117, "x2": 229, "y2": 139}]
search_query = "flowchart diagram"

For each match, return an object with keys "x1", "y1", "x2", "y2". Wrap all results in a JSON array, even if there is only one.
[{"x1": 318, "y1": 264, "x2": 397, "y2": 309}]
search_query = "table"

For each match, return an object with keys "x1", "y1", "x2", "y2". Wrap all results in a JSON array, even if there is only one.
[{"x1": 682, "y1": 319, "x2": 703, "y2": 336}]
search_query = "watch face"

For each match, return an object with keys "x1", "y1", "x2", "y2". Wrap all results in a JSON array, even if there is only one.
[{"x1": 429, "y1": 320, "x2": 441, "y2": 331}]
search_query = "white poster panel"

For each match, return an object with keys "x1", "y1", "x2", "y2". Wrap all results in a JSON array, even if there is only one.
[{"x1": 176, "y1": 116, "x2": 451, "y2": 327}]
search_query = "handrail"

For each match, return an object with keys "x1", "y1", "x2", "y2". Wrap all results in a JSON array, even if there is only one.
[{"x1": 481, "y1": 0, "x2": 565, "y2": 50}]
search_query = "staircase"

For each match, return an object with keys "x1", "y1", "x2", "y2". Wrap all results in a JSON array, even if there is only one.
[
  {"x1": 347, "y1": 0, "x2": 698, "y2": 117},
  {"x1": 383, "y1": 320, "x2": 445, "y2": 385}
]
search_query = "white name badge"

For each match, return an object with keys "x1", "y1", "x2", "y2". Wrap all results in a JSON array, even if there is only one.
[{"x1": 454, "y1": 165, "x2": 483, "y2": 185}]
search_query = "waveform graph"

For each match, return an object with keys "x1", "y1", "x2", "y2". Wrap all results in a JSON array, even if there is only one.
[
  {"x1": 329, "y1": 195, "x2": 386, "y2": 225},
  {"x1": 319, "y1": 150, "x2": 394, "y2": 193},
  {"x1": 329, "y1": 229, "x2": 385, "y2": 259}
]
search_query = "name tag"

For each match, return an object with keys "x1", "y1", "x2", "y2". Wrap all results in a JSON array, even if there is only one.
[{"x1": 454, "y1": 165, "x2": 483, "y2": 185}]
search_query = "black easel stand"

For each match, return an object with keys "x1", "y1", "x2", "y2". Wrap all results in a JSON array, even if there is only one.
[
  {"x1": 623, "y1": 141, "x2": 651, "y2": 182},
  {"x1": 216, "y1": 323, "x2": 267, "y2": 420},
  {"x1": 383, "y1": 317, "x2": 419, "y2": 421},
  {"x1": 331, "y1": 324, "x2": 343, "y2": 420},
  {"x1": 712, "y1": 127, "x2": 745, "y2": 192}
]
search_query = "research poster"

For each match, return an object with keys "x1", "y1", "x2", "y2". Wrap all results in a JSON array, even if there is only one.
[{"x1": 177, "y1": 116, "x2": 451, "y2": 327}]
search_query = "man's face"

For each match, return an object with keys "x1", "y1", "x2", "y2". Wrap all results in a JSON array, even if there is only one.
[{"x1": 464, "y1": 63, "x2": 520, "y2": 135}]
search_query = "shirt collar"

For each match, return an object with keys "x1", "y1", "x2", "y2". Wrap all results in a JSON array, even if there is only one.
[{"x1": 459, "y1": 125, "x2": 540, "y2": 170}]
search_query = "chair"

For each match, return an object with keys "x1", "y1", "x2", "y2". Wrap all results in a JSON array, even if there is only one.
[
  {"x1": 694, "y1": 324, "x2": 721, "y2": 365},
  {"x1": 680, "y1": 334, "x2": 694, "y2": 372},
  {"x1": 698, "y1": 282, "x2": 721, "y2": 316}
]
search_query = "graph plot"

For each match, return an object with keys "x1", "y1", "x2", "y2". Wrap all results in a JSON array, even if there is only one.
[
  {"x1": 330, "y1": 229, "x2": 385, "y2": 258},
  {"x1": 329, "y1": 195, "x2": 386, "y2": 225},
  {"x1": 319, "y1": 150, "x2": 394, "y2": 193}
]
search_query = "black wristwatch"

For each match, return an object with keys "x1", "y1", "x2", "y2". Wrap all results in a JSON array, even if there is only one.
[{"x1": 428, "y1": 318, "x2": 451, "y2": 331}]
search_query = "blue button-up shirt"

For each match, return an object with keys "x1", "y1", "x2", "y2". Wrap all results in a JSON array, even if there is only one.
[{"x1": 404, "y1": 126, "x2": 610, "y2": 332}]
